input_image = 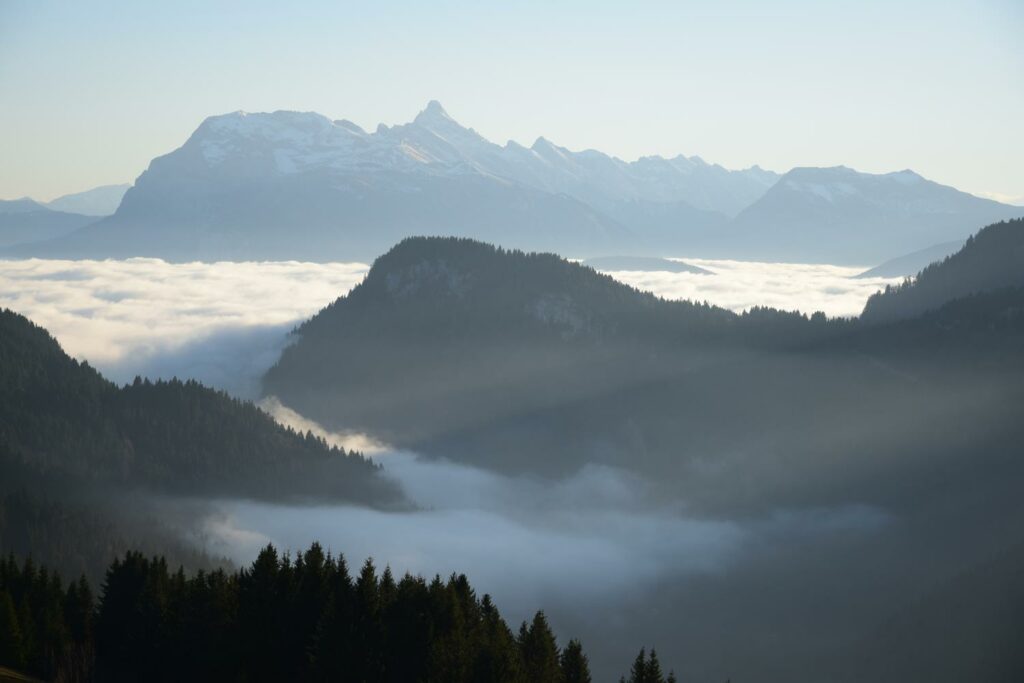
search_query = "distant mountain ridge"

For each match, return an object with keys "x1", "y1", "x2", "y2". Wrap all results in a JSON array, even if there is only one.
[
  {"x1": 0, "y1": 198, "x2": 97, "y2": 248},
  {"x1": 725, "y1": 166, "x2": 1021, "y2": 263},
  {"x1": 854, "y1": 239, "x2": 966, "y2": 279},
  {"x1": 45, "y1": 183, "x2": 130, "y2": 216},
  {"x1": 8, "y1": 102, "x2": 1020, "y2": 263}
]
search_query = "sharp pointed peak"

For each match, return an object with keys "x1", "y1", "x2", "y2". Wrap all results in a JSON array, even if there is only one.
[
  {"x1": 414, "y1": 100, "x2": 455, "y2": 125},
  {"x1": 531, "y1": 136, "x2": 556, "y2": 150}
]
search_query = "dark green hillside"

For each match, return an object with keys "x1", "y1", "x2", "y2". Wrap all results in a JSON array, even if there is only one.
[
  {"x1": 263, "y1": 234, "x2": 1024, "y2": 515},
  {"x1": 0, "y1": 308, "x2": 405, "y2": 583},
  {"x1": 0, "y1": 308, "x2": 399, "y2": 505},
  {"x1": 264, "y1": 237, "x2": 842, "y2": 480},
  {"x1": 862, "y1": 218, "x2": 1024, "y2": 323}
]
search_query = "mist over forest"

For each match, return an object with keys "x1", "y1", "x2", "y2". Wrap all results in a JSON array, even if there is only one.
[
  {"x1": 2, "y1": 218, "x2": 1023, "y2": 681},
  {"x1": 3, "y1": 3, "x2": 1024, "y2": 678}
]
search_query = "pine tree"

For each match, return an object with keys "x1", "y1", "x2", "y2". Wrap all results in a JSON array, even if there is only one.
[
  {"x1": 519, "y1": 611, "x2": 562, "y2": 683},
  {"x1": 560, "y1": 637, "x2": 591, "y2": 683},
  {"x1": 0, "y1": 589, "x2": 26, "y2": 671},
  {"x1": 646, "y1": 648, "x2": 665, "y2": 683},
  {"x1": 629, "y1": 647, "x2": 648, "y2": 683}
]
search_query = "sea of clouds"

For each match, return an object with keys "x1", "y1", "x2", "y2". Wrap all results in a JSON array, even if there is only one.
[
  {"x1": 0, "y1": 254, "x2": 899, "y2": 677},
  {"x1": 0, "y1": 256, "x2": 899, "y2": 397},
  {"x1": 602, "y1": 257, "x2": 899, "y2": 318}
]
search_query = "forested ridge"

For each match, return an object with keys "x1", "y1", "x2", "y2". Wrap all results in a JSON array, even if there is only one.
[
  {"x1": 861, "y1": 217, "x2": 1024, "y2": 323},
  {"x1": 0, "y1": 308, "x2": 404, "y2": 585},
  {"x1": 262, "y1": 231, "x2": 1024, "y2": 508},
  {"x1": 0, "y1": 546, "x2": 679, "y2": 683},
  {"x1": 0, "y1": 308, "x2": 395, "y2": 502},
  {"x1": 263, "y1": 237, "x2": 847, "y2": 479}
]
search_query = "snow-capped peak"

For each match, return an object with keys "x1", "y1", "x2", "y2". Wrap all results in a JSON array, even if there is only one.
[{"x1": 166, "y1": 101, "x2": 779, "y2": 214}]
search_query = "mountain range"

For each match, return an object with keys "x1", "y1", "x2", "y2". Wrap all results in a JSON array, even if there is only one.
[{"x1": 9, "y1": 102, "x2": 1020, "y2": 264}]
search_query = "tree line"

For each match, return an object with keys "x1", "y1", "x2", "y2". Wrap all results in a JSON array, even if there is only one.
[
  {"x1": 0, "y1": 544, "x2": 681, "y2": 682},
  {"x1": 0, "y1": 307, "x2": 401, "y2": 508}
]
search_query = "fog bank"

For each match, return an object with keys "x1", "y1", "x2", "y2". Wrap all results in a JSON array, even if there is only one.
[{"x1": 0, "y1": 256, "x2": 898, "y2": 397}]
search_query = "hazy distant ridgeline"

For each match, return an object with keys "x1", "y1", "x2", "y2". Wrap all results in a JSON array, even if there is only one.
[
  {"x1": 43, "y1": 183, "x2": 130, "y2": 216},
  {"x1": 7, "y1": 102, "x2": 1020, "y2": 264},
  {"x1": 0, "y1": 198, "x2": 97, "y2": 248},
  {"x1": 722, "y1": 166, "x2": 1021, "y2": 263}
]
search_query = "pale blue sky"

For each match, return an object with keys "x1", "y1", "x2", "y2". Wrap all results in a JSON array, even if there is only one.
[{"x1": 1, "y1": 0, "x2": 1021, "y2": 202}]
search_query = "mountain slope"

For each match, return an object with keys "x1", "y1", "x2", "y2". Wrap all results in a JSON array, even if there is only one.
[
  {"x1": 0, "y1": 307, "x2": 401, "y2": 505},
  {"x1": 861, "y1": 218, "x2": 1024, "y2": 322},
  {"x1": 45, "y1": 183, "x2": 130, "y2": 216},
  {"x1": 0, "y1": 199, "x2": 96, "y2": 248},
  {"x1": 263, "y1": 235, "x2": 1024, "y2": 513},
  {"x1": 839, "y1": 539, "x2": 1024, "y2": 683},
  {"x1": 10, "y1": 103, "x2": 776, "y2": 261},
  {"x1": 854, "y1": 239, "x2": 965, "y2": 278},
  {"x1": 725, "y1": 167, "x2": 1022, "y2": 264},
  {"x1": 16, "y1": 108, "x2": 632, "y2": 261}
]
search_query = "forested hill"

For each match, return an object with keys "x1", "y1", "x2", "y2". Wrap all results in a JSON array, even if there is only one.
[
  {"x1": 263, "y1": 237, "x2": 841, "y2": 473},
  {"x1": 861, "y1": 218, "x2": 1024, "y2": 323},
  {"x1": 287, "y1": 236, "x2": 741, "y2": 345},
  {"x1": 263, "y1": 235, "x2": 1022, "y2": 505},
  {"x1": 0, "y1": 308, "x2": 402, "y2": 505}
]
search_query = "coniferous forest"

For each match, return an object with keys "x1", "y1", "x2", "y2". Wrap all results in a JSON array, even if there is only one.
[{"x1": 0, "y1": 544, "x2": 678, "y2": 683}]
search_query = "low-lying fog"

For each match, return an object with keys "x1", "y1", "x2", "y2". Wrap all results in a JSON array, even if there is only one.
[
  {"x1": 163, "y1": 420, "x2": 887, "y2": 679},
  {"x1": 0, "y1": 256, "x2": 899, "y2": 398},
  {"x1": 0, "y1": 255, "x2": 906, "y2": 678}
]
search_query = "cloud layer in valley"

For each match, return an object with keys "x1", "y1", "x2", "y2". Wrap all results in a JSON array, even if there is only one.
[
  {"x1": 0, "y1": 257, "x2": 368, "y2": 395},
  {"x1": 0, "y1": 255, "x2": 899, "y2": 396},
  {"x1": 601, "y1": 258, "x2": 901, "y2": 318},
  {"x1": 180, "y1": 449, "x2": 886, "y2": 628}
]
